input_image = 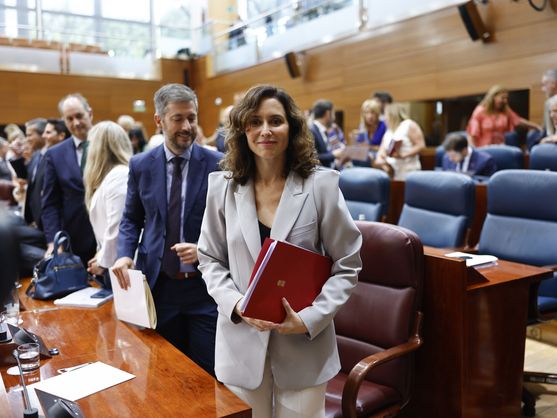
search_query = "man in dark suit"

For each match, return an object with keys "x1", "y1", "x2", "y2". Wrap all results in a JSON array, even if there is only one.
[
  {"x1": 112, "y1": 84, "x2": 221, "y2": 375},
  {"x1": 0, "y1": 138, "x2": 11, "y2": 181},
  {"x1": 310, "y1": 99, "x2": 339, "y2": 167},
  {"x1": 41, "y1": 94, "x2": 96, "y2": 265},
  {"x1": 442, "y1": 132, "x2": 497, "y2": 177},
  {"x1": 25, "y1": 119, "x2": 68, "y2": 229}
]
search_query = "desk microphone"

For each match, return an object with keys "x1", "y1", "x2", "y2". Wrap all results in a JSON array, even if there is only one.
[{"x1": 12, "y1": 349, "x2": 39, "y2": 418}]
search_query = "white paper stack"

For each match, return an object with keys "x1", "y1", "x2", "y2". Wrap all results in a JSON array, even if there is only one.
[
  {"x1": 29, "y1": 361, "x2": 135, "y2": 401},
  {"x1": 445, "y1": 251, "x2": 498, "y2": 268}
]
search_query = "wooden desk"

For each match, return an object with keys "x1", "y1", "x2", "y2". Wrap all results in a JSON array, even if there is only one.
[
  {"x1": 2, "y1": 279, "x2": 251, "y2": 418},
  {"x1": 399, "y1": 248, "x2": 552, "y2": 418},
  {"x1": 386, "y1": 179, "x2": 488, "y2": 248}
]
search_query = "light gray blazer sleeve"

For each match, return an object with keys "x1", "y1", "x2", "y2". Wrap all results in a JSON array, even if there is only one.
[
  {"x1": 297, "y1": 170, "x2": 362, "y2": 339},
  {"x1": 198, "y1": 172, "x2": 244, "y2": 322}
]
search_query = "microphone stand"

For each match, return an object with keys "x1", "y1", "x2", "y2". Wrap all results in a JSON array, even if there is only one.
[{"x1": 12, "y1": 349, "x2": 39, "y2": 418}]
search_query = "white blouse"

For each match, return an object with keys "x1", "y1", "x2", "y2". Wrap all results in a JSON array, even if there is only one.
[{"x1": 89, "y1": 165, "x2": 129, "y2": 268}]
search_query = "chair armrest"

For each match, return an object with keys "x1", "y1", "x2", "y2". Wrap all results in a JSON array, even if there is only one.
[{"x1": 341, "y1": 311, "x2": 424, "y2": 418}]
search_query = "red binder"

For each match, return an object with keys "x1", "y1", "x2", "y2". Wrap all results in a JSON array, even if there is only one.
[{"x1": 240, "y1": 238, "x2": 333, "y2": 323}]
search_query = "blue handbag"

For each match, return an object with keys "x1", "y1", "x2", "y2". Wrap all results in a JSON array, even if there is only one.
[{"x1": 27, "y1": 231, "x2": 89, "y2": 300}]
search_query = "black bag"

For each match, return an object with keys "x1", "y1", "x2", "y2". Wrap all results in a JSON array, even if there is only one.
[{"x1": 27, "y1": 231, "x2": 89, "y2": 300}]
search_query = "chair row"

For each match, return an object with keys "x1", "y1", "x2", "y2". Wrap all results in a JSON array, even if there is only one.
[
  {"x1": 340, "y1": 167, "x2": 557, "y2": 313},
  {"x1": 434, "y1": 143, "x2": 557, "y2": 172}
]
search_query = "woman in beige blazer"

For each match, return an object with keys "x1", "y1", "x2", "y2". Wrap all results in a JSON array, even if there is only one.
[{"x1": 197, "y1": 85, "x2": 362, "y2": 418}]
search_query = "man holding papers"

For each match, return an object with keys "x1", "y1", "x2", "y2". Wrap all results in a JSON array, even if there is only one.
[
  {"x1": 111, "y1": 84, "x2": 221, "y2": 375},
  {"x1": 198, "y1": 85, "x2": 362, "y2": 418}
]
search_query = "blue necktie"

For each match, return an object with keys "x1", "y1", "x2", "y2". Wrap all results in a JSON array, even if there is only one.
[{"x1": 161, "y1": 156, "x2": 184, "y2": 277}]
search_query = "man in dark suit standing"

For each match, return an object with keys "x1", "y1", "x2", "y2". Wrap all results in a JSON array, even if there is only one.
[
  {"x1": 41, "y1": 94, "x2": 96, "y2": 265},
  {"x1": 310, "y1": 99, "x2": 347, "y2": 168},
  {"x1": 112, "y1": 84, "x2": 221, "y2": 375},
  {"x1": 442, "y1": 132, "x2": 497, "y2": 177},
  {"x1": 24, "y1": 119, "x2": 68, "y2": 229}
]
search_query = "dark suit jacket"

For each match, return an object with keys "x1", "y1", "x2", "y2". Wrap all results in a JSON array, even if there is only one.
[
  {"x1": 442, "y1": 149, "x2": 497, "y2": 177},
  {"x1": 25, "y1": 151, "x2": 45, "y2": 227},
  {"x1": 117, "y1": 143, "x2": 222, "y2": 290},
  {"x1": 310, "y1": 123, "x2": 335, "y2": 167},
  {"x1": 41, "y1": 137, "x2": 96, "y2": 262},
  {"x1": 0, "y1": 158, "x2": 11, "y2": 181}
]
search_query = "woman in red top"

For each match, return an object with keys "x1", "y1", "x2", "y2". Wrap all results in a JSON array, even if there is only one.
[{"x1": 467, "y1": 85, "x2": 541, "y2": 147}]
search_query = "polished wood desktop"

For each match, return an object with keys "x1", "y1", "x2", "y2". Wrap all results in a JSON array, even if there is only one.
[
  {"x1": 1, "y1": 279, "x2": 251, "y2": 418},
  {"x1": 399, "y1": 248, "x2": 552, "y2": 418}
]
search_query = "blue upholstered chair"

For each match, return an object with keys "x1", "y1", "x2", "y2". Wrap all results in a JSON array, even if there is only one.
[
  {"x1": 478, "y1": 170, "x2": 557, "y2": 314},
  {"x1": 477, "y1": 170, "x2": 557, "y2": 416},
  {"x1": 480, "y1": 144, "x2": 524, "y2": 171},
  {"x1": 398, "y1": 171, "x2": 475, "y2": 248},
  {"x1": 529, "y1": 143, "x2": 557, "y2": 172},
  {"x1": 339, "y1": 167, "x2": 390, "y2": 222},
  {"x1": 434, "y1": 145, "x2": 445, "y2": 169}
]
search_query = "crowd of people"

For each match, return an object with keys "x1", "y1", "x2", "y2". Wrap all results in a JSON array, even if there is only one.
[{"x1": 0, "y1": 67, "x2": 555, "y2": 417}]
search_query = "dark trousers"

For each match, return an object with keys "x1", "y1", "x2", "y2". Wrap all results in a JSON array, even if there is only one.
[{"x1": 153, "y1": 273, "x2": 217, "y2": 376}]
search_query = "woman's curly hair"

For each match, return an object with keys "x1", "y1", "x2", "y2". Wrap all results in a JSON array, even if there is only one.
[{"x1": 220, "y1": 84, "x2": 318, "y2": 184}]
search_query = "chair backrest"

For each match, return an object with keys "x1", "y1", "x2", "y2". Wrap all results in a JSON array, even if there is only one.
[
  {"x1": 398, "y1": 171, "x2": 475, "y2": 248},
  {"x1": 479, "y1": 170, "x2": 557, "y2": 310},
  {"x1": 480, "y1": 144, "x2": 524, "y2": 171},
  {"x1": 435, "y1": 145, "x2": 445, "y2": 168},
  {"x1": 529, "y1": 143, "x2": 557, "y2": 171},
  {"x1": 339, "y1": 167, "x2": 390, "y2": 222},
  {"x1": 334, "y1": 221, "x2": 423, "y2": 402}
]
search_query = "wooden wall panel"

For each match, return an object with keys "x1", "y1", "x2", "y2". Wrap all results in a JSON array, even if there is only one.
[
  {"x1": 190, "y1": 1, "x2": 557, "y2": 138},
  {"x1": 0, "y1": 2, "x2": 555, "y2": 140},
  {"x1": 0, "y1": 59, "x2": 190, "y2": 136}
]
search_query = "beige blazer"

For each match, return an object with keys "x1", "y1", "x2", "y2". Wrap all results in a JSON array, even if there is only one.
[{"x1": 198, "y1": 168, "x2": 362, "y2": 390}]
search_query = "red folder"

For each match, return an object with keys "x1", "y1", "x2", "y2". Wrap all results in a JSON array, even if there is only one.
[{"x1": 240, "y1": 238, "x2": 332, "y2": 323}]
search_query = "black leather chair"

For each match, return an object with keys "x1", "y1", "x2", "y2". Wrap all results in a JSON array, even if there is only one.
[
  {"x1": 326, "y1": 221, "x2": 424, "y2": 418},
  {"x1": 339, "y1": 167, "x2": 390, "y2": 222},
  {"x1": 529, "y1": 143, "x2": 557, "y2": 172},
  {"x1": 398, "y1": 171, "x2": 475, "y2": 248},
  {"x1": 478, "y1": 169, "x2": 557, "y2": 416}
]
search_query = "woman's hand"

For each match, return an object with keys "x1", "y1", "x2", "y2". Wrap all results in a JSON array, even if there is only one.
[
  {"x1": 87, "y1": 257, "x2": 105, "y2": 276},
  {"x1": 234, "y1": 300, "x2": 279, "y2": 332},
  {"x1": 277, "y1": 298, "x2": 308, "y2": 335}
]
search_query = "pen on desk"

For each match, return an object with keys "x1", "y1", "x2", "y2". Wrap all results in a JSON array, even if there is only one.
[{"x1": 57, "y1": 362, "x2": 94, "y2": 374}]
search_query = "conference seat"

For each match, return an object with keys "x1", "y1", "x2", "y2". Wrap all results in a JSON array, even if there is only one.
[
  {"x1": 397, "y1": 171, "x2": 475, "y2": 248},
  {"x1": 339, "y1": 167, "x2": 390, "y2": 222},
  {"x1": 434, "y1": 145, "x2": 445, "y2": 168},
  {"x1": 529, "y1": 143, "x2": 557, "y2": 172},
  {"x1": 477, "y1": 169, "x2": 557, "y2": 417},
  {"x1": 326, "y1": 221, "x2": 423, "y2": 418},
  {"x1": 480, "y1": 144, "x2": 524, "y2": 171}
]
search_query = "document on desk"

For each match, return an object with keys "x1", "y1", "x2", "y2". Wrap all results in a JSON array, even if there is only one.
[
  {"x1": 28, "y1": 361, "x2": 135, "y2": 401},
  {"x1": 54, "y1": 287, "x2": 113, "y2": 308},
  {"x1": 109, "y1": 269, "x2": 157, "y2": 329}
]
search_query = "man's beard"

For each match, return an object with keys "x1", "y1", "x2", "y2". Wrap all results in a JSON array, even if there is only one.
[{"x1": 169, "y1": 129, "x2": 196, "y2": 151}]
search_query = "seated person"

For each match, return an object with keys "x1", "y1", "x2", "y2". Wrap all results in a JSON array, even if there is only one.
[
  {"x1": 540, "y1": 95, "x2": 557, "y2": 145},
  {"x1": 442, "y1": 132, "x2": 497, "y2": 177}
]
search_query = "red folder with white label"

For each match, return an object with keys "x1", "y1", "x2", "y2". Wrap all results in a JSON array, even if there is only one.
[{"x1": 240, "y1": 238, "x2": 333, "y2": 323}]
